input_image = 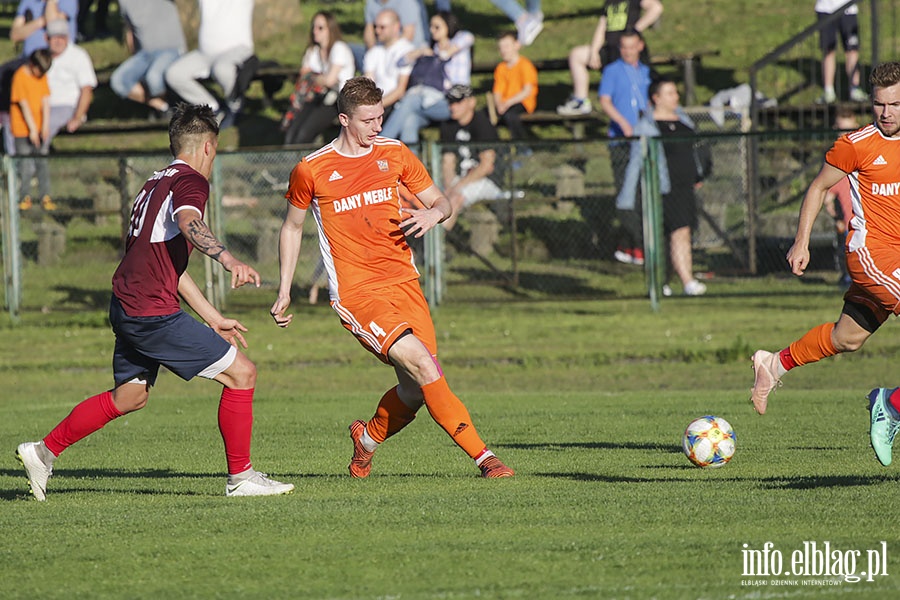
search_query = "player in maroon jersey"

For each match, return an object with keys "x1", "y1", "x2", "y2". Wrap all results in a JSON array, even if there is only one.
[{"x1": 16, "y1": 103, "x2": 293, "y2": 500}]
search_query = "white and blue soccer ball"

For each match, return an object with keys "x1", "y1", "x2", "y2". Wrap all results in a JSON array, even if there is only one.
[{"x1": 682, "y1": 415, "x2": 736, "y2": 468}]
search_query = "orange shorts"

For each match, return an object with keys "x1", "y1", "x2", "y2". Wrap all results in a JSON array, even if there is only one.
[
  {"x1": 331, "y1": 278, "x2": 437, "y2": 365},
  {"x1": 844, "y1": 244, "x2": 900, "y2": 325}
]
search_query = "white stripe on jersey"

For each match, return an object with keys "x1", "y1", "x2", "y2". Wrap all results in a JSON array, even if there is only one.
[{"x1": 149, "y1": 191, "x2": 179, "y2": 243}]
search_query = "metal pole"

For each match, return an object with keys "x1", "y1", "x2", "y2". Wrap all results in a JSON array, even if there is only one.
[
  {"x1": 206, "y1": 156, "x2": 226, "y2": 310},
  {"x1": 3, "y1": 155, "x2": 21, "y2": 321},
  {"x1": 870, "y1": 0, "x2": 879, "y2": 68},
  {"x1": 424, "y1": 140, "x2": 444, "y2": 305},
  {"x1": 641, "y1": 137, "x2": 664, "y2": 311}
]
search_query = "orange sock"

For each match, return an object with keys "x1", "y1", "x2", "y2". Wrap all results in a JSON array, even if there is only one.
[
  {"x1": 366, "y1": 386, "x2": 418, "y2": 443},
  {"x1": 421, "y1": 377, "x2": 486, "y2": 459},
  {"x1": 787, "y1": 322, "x2": 837, "y2": 367}
]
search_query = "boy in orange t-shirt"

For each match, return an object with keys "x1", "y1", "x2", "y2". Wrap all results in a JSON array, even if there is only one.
[
  {"x1": 10, "y1": 49, "x2": 53, "y2": 210},
  {"x1": 492, "y1": 30, "x2": 538, "y2": 139}
]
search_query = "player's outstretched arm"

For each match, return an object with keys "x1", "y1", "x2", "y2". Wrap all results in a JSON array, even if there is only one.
[
  {"x1": 271, "y1": 203, "x2": 308, "y2": 328},
  {"x1": 176, "y1": 210, "x2": 261, "y2": 289},
  {"x1": 401, "y1": 184, "x2": 451, "y2": 238},
  {"x1": 177, "y1": 271, "x2": 248, "y2": 348},
  {"x1": 787, "y1": 162, "x2": 849, "y2": 276}
]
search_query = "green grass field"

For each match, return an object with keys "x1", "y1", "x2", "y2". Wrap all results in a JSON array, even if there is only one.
[{"x1": 3, "y1": 291, "x2": 900, "y2": 598}]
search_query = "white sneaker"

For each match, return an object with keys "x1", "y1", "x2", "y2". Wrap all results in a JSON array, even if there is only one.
[
  {"x1": 849, "y1": 87, "x2": 868, "y2": 102},
  {"x1": 815, "y1": 89, "x2": 837, "y2": 104},
  {"x1": 225, "y1": 469, "x2": 294, "y2": 497},
  {"x1": 557, "y1": 97, "x2": 592, "y2": 116},
  {"x1": 683, "y1": 280, "x2": 707, "y2": 296},
  {"x1": 517, "y1": 14, "x2": 543, "y2": 46},
  {"x1": 613, "y1": 248, "x2": 634, "y2": 264},
  {"x1": 750, "y1": 350, "x2": 783, "y2": 415},
  {"x1": 662, "y1": 284, "x2": 673, "y2": 297},
  {"x1": 16, "y1": 441, "x2": 54, "y2": 501}
]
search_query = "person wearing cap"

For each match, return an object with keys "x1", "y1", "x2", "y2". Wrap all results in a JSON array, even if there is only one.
[
  {"x1": 439, "y1": 83, "x2": 505, "y2": 231},
  {"x1": 45, "y1": 17, "x2": 96, "y2": 139},
  {"x1": 11, "y1": 0, "x2": 78, "y2": 57}
]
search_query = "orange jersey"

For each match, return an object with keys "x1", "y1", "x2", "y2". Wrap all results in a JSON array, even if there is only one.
[
  {"x1": 9, "y1": 64, "x2": 49, "y2": 138},
  {"x1": 286, "y1": 137, "x2": 434, "y2": 300},
  {"x1": 492, "y1": 56, "x2": 538, "y2": 114},
  {"x1": 826, "y1": 124, "x2": 900, "y2": 250}
]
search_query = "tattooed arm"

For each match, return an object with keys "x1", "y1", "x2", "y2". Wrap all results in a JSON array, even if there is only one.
[{"x1": 176, "y1": 209, "x2": 261, "y2": 289}]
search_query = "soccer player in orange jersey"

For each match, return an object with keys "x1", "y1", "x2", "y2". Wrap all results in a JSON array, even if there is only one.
[
  {"x1": 270, "y1": 76, "x2": 514, "y2": 479},
  {"x1": 749, "y1": 62, "x2": 900, "y2": 467}
]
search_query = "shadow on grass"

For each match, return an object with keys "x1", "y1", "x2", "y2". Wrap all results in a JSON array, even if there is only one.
[
  {"x1": 498, "y1": 441, "x2": 682, "y2": 453},
  {"x1": 532, "y1": 470, "x2": 900, "y2": 489}
]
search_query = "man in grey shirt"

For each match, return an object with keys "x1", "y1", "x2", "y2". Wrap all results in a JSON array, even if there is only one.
[{"x1": 110, "y1": 0, "x2": 186, "y2": 116}]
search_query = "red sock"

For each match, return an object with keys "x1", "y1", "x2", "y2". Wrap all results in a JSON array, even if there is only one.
[
  {"x1": 219, "y1": 388, "x2": 253, "y2": 475},
  {"x1": 43, "y1": 390, "x2": 123, "y2": 457},
  {"x1": 366, "y1": 386, "x2": 418, "y2": 443},
  {"x1": 889, "y1": 389, "x2": 900, "y2": 414},
  {"x1": 779, "y1": 348, "x2": 798, "y2": 371}
]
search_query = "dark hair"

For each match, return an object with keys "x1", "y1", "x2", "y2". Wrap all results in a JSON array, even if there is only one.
[
  {"x1": 168, "y1": 103, "x2": 219, "y2": 156},
  {"x1": 338, "y1": 76, "x2": 383, "y2": 116},
  {"x1": 29, "y1": 49, "x2": 52, "y2": 77},
  {"x1": 497, "y1": 30, "x2": 518, "y2": 44},
  {"x1": 308, "y1": 11, "x2": 343, "y2": 54},
  {"x1": 870, "y1": 62, "x2": 900, "y2": 90},
  {"x1": 432, "y1": 11, "x2": 460, "y2": 41},
  {"x1": 620, "y1": 28, "x2": 644, "y2": 42},
  {"x1": 648, "y1": 76, "x2": 676, "y2": 105}
]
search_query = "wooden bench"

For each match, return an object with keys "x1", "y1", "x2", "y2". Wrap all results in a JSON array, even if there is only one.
[
  {"x1": 77, "y1": 49, "x2": 717, "y2": 140},
  {"x1": 472, "y1": 49, "x2": 719, "y2": 106}
]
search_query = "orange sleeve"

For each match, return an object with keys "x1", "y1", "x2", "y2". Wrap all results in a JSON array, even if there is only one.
[
  {"x1": 10, "y1": 68, "x2": 26, "y2": 104},
  {"x1": 825, "y1": 134, "x2": 856, "y2": 174},
  {"x1": 285, "y1": 159, "x2": 316, "y2": 209},
  {"x1": 399, "y1": 143, "x2": 434, "y2": 195}
]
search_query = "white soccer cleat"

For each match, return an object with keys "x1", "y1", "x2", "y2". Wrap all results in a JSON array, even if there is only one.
[
  {"x1": 225, "y1": 470, "x2": 294, "y2": 497},
  {"x1": 16, "y1": 441, "x2": 53, "y2": 501},
  {"x1": 750, "y1": 350, "x2": 782, "y2": 415}
]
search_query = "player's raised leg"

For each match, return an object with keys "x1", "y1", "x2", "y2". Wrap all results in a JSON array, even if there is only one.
[
  {"x1": 16, "y1": 385, "x2": 139, "y2": 500},
  {"x1": 390, "y1": 334, "x2": 514, "y2": 478}
]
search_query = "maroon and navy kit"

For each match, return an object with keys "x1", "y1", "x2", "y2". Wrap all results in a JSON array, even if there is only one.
[{"x1": 112, "y1": 160, "x2": 210, "y2": 317}]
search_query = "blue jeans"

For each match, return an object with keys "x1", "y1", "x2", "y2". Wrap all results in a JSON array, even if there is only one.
[
  {"x1": 111, "y1": 48, "x2": 182, "y2": 99},
  {"x1": 380, "y1": 85, "x2": 450, "y2": 145},
  {"x1": 490, "y1": 0, "x2": 541, "y2": 22}
]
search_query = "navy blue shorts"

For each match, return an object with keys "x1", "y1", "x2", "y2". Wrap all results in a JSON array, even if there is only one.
[{"x1": 109, "y1": 295, "x2": 235, "y2": 387}]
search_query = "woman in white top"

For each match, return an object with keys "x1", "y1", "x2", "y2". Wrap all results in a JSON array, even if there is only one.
[
  {"x1": 380, "y1": 11, "x2": 474, "y2": 145},
  {"x1": 283, "y1": 11, "x2": 355, "y2": 145}
]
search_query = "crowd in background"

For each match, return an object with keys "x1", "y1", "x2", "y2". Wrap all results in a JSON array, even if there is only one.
[{"x1": 0, "y1": 1, "x2": 870, "y2": 298}]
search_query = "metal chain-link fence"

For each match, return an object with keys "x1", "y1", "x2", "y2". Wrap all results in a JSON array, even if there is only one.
[{"x1": 1, "y1": 124, "x2": 848, "y2": 320}]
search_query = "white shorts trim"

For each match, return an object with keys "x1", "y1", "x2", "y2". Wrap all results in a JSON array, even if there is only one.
[{"x1": 197, "y1": 345, "x2": 237, "y2": 379}]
